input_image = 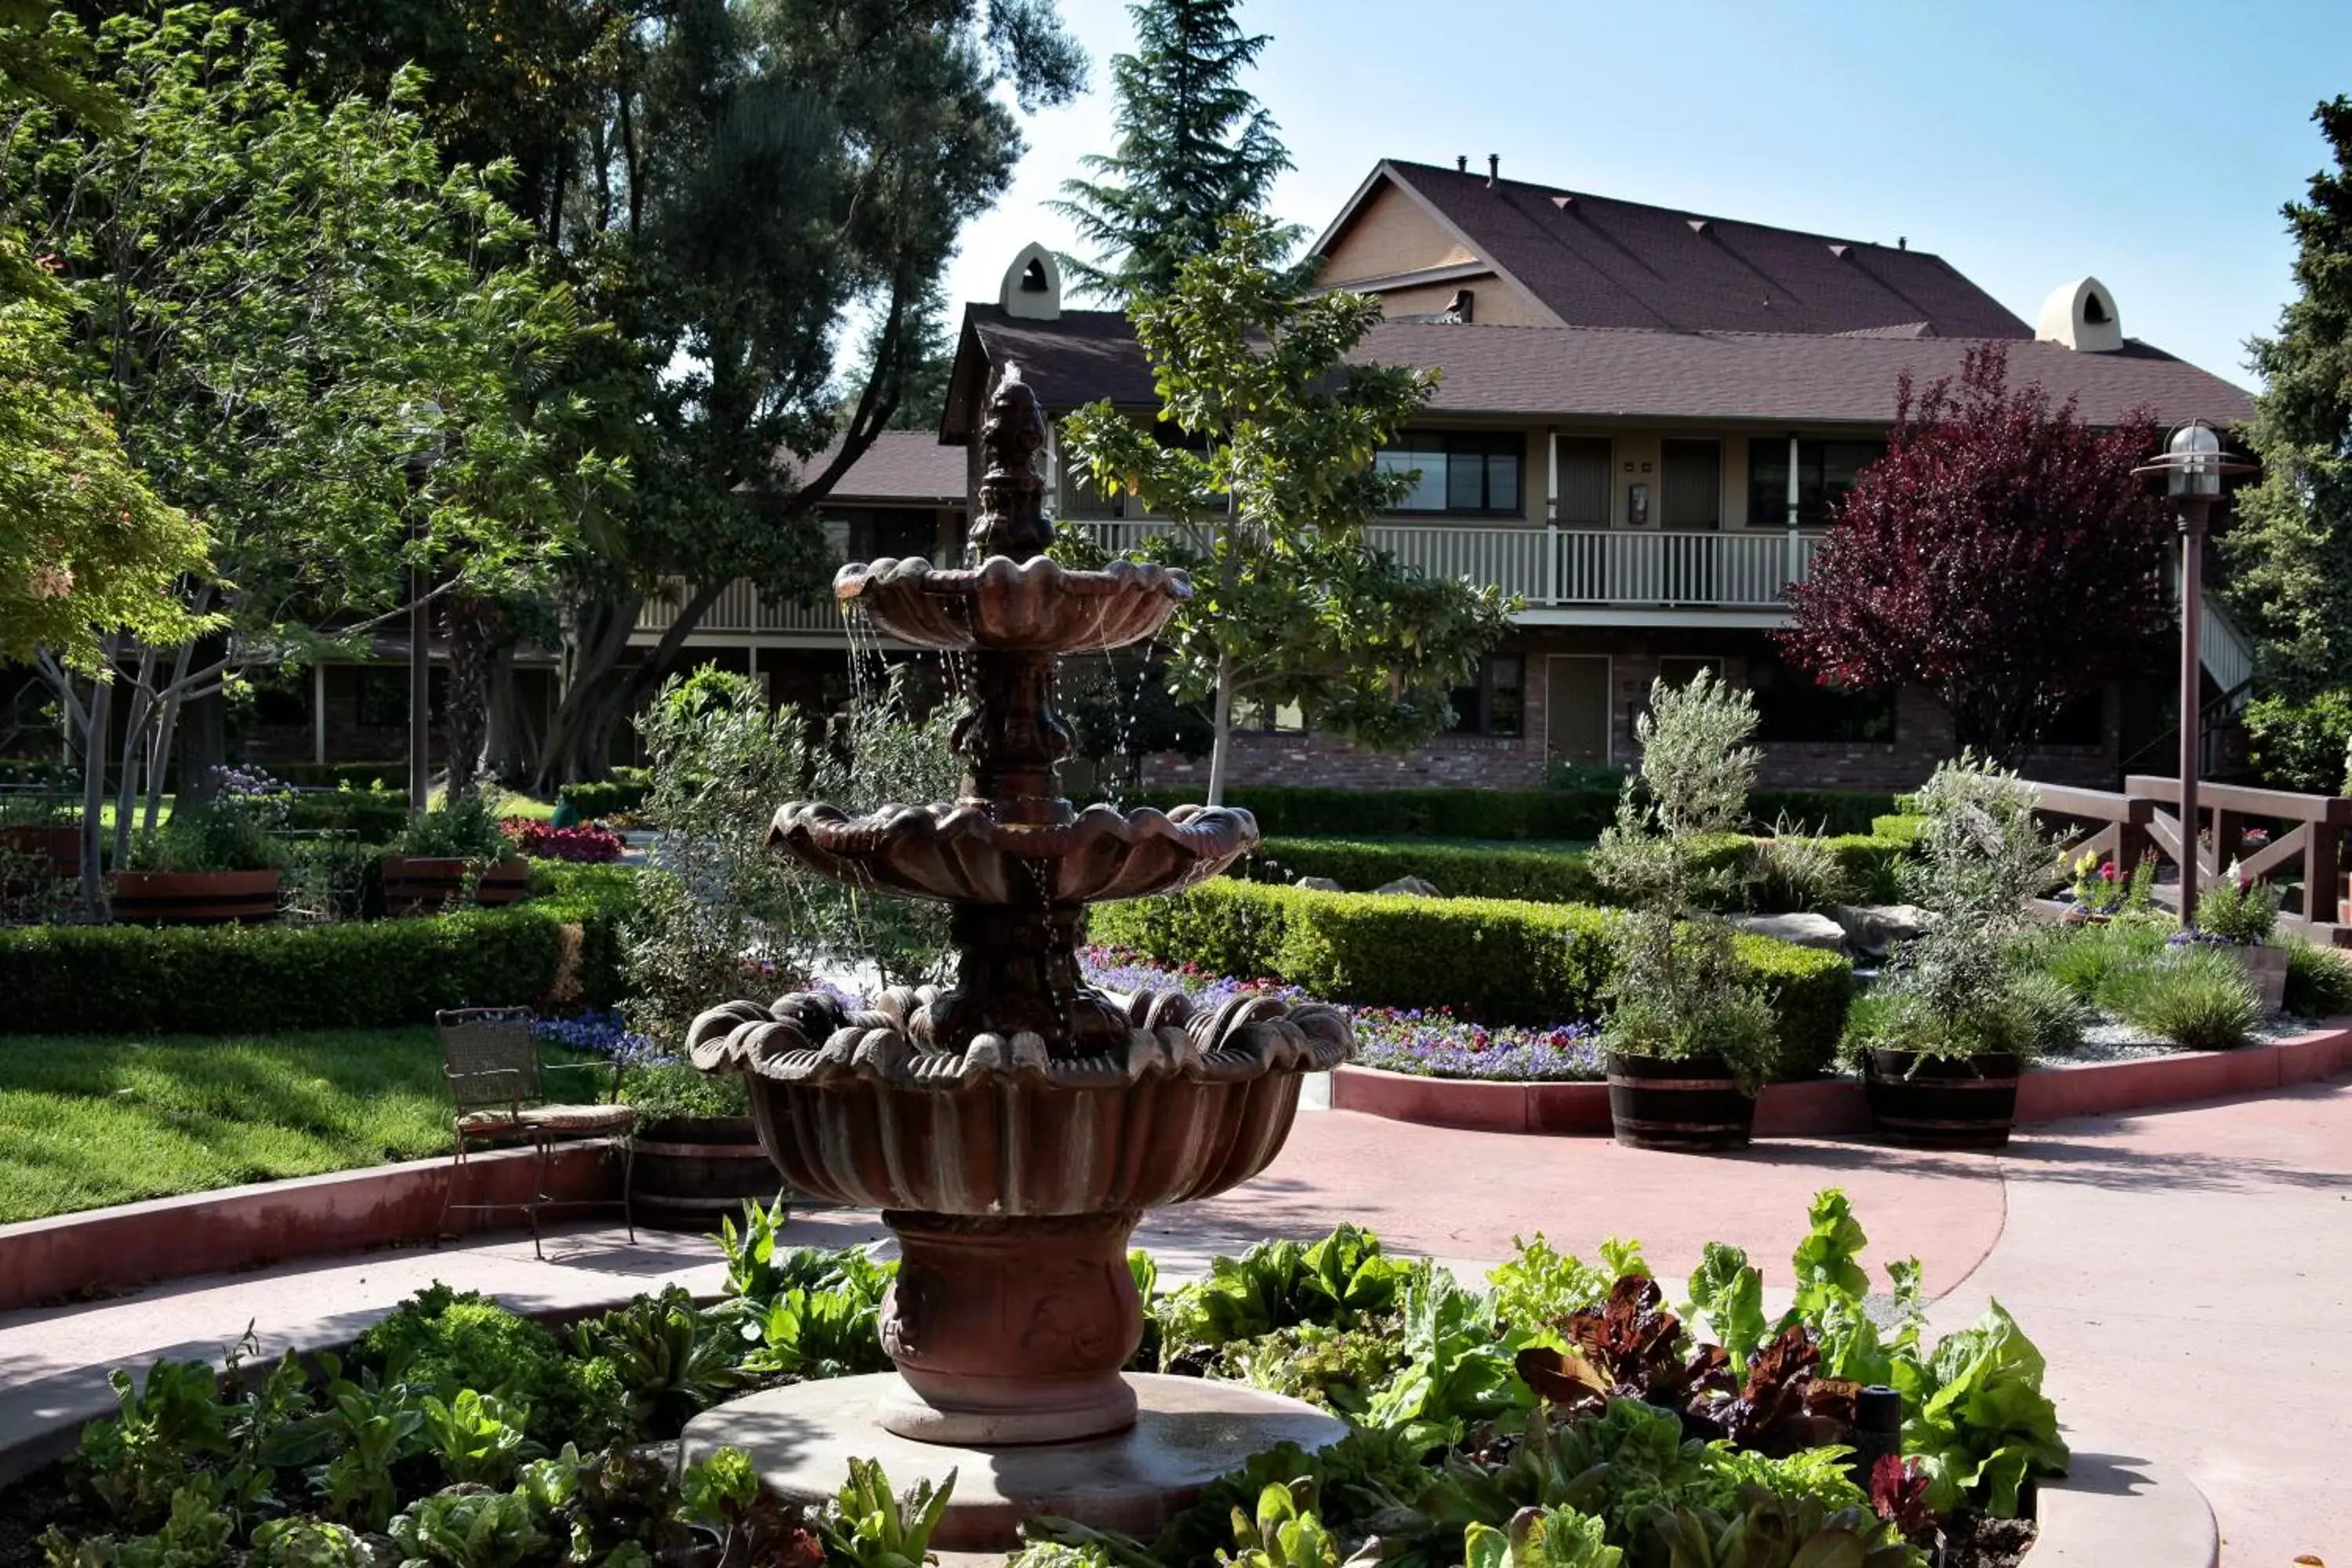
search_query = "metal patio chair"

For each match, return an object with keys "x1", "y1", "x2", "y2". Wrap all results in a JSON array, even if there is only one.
[{"x1": 435, "y1": 1007, "x2": 635, "y2": 1258}]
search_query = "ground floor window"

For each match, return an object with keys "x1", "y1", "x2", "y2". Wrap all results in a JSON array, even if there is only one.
[
  {"x1": 1449, "y1": 654, "x2": 1525, "y2": 737},
  {"x1": 1749, "y1": 653, "x2": 1896, "y2": 743}
]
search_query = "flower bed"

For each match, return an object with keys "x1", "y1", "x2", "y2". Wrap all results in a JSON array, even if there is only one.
[
  {"x1": 2, "y1": 1191, "x2": 2057, "y2": 1568},
  {"x1": 1078, "y1": 946, "x2": 1606, "y2": 1081},
  {"x1": 505, "y1": 819, "x2": 627, "y2": 863}
]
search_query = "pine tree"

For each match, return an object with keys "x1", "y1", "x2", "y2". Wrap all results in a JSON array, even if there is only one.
[
  {"x1": 2225, "y1": 96, "x2": 2352, "y2": 702},
  {"x1": 1051, "y1": 0, "x2": 1298, "y2": 303}
]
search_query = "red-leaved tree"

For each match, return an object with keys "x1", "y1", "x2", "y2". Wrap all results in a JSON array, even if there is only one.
[{"x1": 1775, "y1": 345, "x2": 2172, "y2": 763}]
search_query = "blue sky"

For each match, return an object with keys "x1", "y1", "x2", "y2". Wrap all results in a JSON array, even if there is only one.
[{"x1": 943, "y1": 0, "x2": 2352, "y2": 390}]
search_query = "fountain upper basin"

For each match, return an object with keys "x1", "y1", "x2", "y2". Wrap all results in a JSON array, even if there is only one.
[{"x1": 837, "y1": 555, "x2": 1189, "y2": 652}]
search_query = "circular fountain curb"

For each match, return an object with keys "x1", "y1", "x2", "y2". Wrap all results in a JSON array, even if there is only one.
[{"x1": 681, "y1": 1371, "x2": 1347, "y2": 1555}]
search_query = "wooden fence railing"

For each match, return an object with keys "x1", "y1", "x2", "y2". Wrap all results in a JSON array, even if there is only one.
[{"x1": 2021, "y1": 775, "x2": 2352, "y2": 947}]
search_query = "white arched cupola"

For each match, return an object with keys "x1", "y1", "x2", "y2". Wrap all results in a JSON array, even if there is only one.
[
  {"x1": 2035, "y1": 276, "x2": 2123, "y2": 352},
  {"x1": 1000, "y1": 241, "x2": 1062, "y2": 321}
]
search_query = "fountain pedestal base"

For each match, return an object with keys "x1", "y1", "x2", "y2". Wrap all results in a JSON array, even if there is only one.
[
  {"x1": 879, "y1": 1208, "x2": 1142, "y2": 1445},
  {"x1": 680, "y1": 1373, "x2": 1347, "y2": 1554}
]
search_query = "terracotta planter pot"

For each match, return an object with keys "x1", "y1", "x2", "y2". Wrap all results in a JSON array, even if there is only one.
[
  {"x1": 1606, "y1": 1050, "x2": 1755, "y2": 1152},
  {"x1": 109, "y1": 869, "x2": 281, "y2": 925},
  {"x1": 2227, "y1": 944, "x2": 2289, "y2": 1014},
  {"x1": 630, "y1": 1116, "x2": 782, "y2": 1231},
  {"x1": 379, "y1": 855, "x2": 529, "y2": 916},
  {"x1": 1864, "y1": 1048, "x2": 2020, "y2": 1150}
]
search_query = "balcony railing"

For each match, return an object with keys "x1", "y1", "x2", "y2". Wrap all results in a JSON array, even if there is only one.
[
  {"x1": 632, "y1": 524, "x2": 1826, "y2": 638},
  {"x1": 1078, "y1": 520, "x2": 1820, "y2": 610}
]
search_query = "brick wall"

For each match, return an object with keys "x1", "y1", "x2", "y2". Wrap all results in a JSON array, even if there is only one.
[{"x1": 1137, "y1": 627, "x2": 2132, "y2": 795}]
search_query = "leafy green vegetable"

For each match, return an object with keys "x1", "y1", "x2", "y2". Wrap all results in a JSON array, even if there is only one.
[
  {"x1": 566, "y1": 1286, "x2": 743, "y2": 1439},
  {"x1": 1486, "y1": 1236, "x2": 1612, "y2": 1336},
  {"x1": 73, "y1": 1361, "x2": 231, "y2": 1526},
  {"x1": 1682, "y1": 1245, "x2": 1767, "y2": 1367},
  {"x1": 1463, "y1": 1505, "x2": 1621, "y2": 1568},
  {"x1": 1899, "y1": 1301, "x2": 2067, "y2": 1515},
  {"x1": 1158, "y1": 1226, "x2": 1406, "y2": 1367},
  {"x1": 1784, "y1": 1192, "x2": 1871, "y2": 1324},
  {"x1": 419, "y1": 1391, "x2": 535, "y2": 1488},
  {"x1": 1361, "y1": 1261, "x2": 1526, "y2": 1449},
  {"x1": 818, "y1": 1457, "x2": 954, "y2": 1568},
  {"x1": 386, "y1": 1489, "x2": 546, "y2": 1568},
  {"x1": 1216, "y1": 1480, "x2": 1350, "y2": 1568}
]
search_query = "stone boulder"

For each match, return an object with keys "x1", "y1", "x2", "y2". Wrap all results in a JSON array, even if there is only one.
[
  {"x1": 1730, "y1": 911, "x2": 1849, "y2": 953},
  {"x1": 1374, "y1": 876, "x2": 1442, "y2": 898},
  {"x1": 1294, "y1": 876, "x2": 1344, "y2": 894},
  {"x1": 1824, "y1": 903, "x2": 1932, "y2": 959}
]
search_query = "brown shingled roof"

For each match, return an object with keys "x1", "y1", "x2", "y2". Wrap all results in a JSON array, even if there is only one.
[
  {"x1": 949, "y1": 307, "x2": 2255, "y2": 435},
  {"x1": 1339, "y1": 160, "x2": 2034, "y2": 340},
  {"x1": 791, "y1": 429, "x2": 967, "y2": 504}
]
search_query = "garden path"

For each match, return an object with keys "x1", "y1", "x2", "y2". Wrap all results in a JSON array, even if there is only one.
[{"x1": 2, "y1": 1081, "x2": 2346, "y2": 1562}]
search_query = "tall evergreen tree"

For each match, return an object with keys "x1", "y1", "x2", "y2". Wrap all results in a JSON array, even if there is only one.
[
  {"x1": 2225, "y1": 96, "x2": 2352, "y2": 702},
  {"x1": 1051, "y1": 0, "x2": 1297, "y2": 303}
]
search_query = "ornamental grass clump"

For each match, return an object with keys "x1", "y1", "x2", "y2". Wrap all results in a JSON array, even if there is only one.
[
  {"x1": 1586, "y1": 671, "x2": 1778, "y2": 1090},
  {"x1": 2182, "y1": 874, "x2": 2281, "y2": 947},
  {"x1": 1844, "y1": 756, "x2": 2054, "y2": 1064},
  {"x1": 2103, "y1": 946, "x2": 2261, "y2": 1051}
]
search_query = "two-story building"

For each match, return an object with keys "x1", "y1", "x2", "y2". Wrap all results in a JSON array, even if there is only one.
[
  {"x1": 646, "y1": 155, "x2": 2259, "y2": 791},
  {"x1": 946, "y1": 158, "x2": 2256, "y2": 789}
]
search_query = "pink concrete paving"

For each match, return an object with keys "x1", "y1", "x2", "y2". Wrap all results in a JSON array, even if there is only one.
[{"x1": 5, "y1": 1084, "x2": 2349, "y2": 1561}]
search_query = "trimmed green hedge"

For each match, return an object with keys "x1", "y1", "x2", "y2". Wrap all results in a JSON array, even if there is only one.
[
  {"x1": 556, "y1": 768, "x2": 654, "y2": 821},
  {"x1": 1247, "y1": 827, "x2": 1915, "y2": 909},
  {"x1": 1112, "y1": 785, "x2": 1901, "y2": 840},
  {"x1": 1090, "y1": 879, "x2": 1852, "y2": 1080},
  {"x1": 282, "y1": 789, "x2": 410, "y2": 844},
  {"x1": 0, "y1": 864, "x2": 638, "y2": 1036}
]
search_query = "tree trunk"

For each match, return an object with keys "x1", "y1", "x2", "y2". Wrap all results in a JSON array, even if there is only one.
[
  {"x1": 1207, "y1": 650, "x2": 1235, "y2": 808},
  {"x1": 536, "y1": 592, "x2": 641, "y2": 792},
  {"x1": 443, "y1": 594, "x2": 499, "y2": 796},
  {"x1": 176, "y1": 643, "x2": 230, "y2": 804},
  {"x1": 79, "y1": 657, "x2": 113, "y2": 915},
  {"x1": 483, "y1": 643, "x2": 532, "y2": 787}
]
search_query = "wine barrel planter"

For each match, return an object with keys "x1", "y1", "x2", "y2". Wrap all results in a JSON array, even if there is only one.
[
  {"x1": 108, "y1": 869, "x2": 282, "y2": 925},
  {"x1": 0, "y1": 825, "x2": 78, "y2": 896},
  {"x1": 630, "y1": 1117, "x2": 782, "y2": 1230},
  {"x1": 1864, "y1": 1049, "x2": 2020, "y2": 1150},
  {"x1": 380, "y1": 855, "x2": 531, "y2": 916},
  {"x1": 1606, "y1": 1051, "x2": 1755, "y2": 1152}
]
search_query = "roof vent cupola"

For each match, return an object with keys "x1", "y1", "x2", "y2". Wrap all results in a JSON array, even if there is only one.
[
  {"x1": 2037, "y1": 276, "x2": 2123, "y2": 352},
  {"x1": 1000, "y1": 241, "x2": 1062, "y2": 321}
]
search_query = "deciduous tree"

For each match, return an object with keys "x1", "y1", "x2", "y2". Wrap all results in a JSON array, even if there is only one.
[
  {"x1": 1774, "y1": 345, "x2": 2169, "y2": 764},
  {"x1": 1058, "y1": 216, "x2": 1515, "y2": 804}
]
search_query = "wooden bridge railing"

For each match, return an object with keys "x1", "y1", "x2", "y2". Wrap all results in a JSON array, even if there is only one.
[{"x1": 2020, "y1": 775, "x2": 2352, "y2": 948}]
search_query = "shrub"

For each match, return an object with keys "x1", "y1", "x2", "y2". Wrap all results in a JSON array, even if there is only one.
[
  {"x1": 555, "y1": 768, "x2": 654, "y2": 822},
  {"x1": 1243, "y1": 829, "x2": 1912, "y2": 914},
  {"x1": 2285, "y1": 939, "x2": 2352, "y2": 1017},
  {"x1": 2240, "y1": 690, "x2": 2352, "y2": 795},
  {"x1": 281, "y1": 789, "x2": 409, "y2": 844},
  {"x1": 0, "y1": 870, "x2": 636, "y2": 1034},
  {"x1": 1090, "y1": 879, "x2": 1850, "y2": 1080},
  {"x1": 2193, "y1": 877, "x2": 2281, "y2": 946},
  {"x1": 1108, "y1": 784, "x2": 1901, "y2": 840},
  {"x1": 505, "y1": 819, "x2": 625, "y2": 863},
  {"x1": 390, "y1": 789, "x2": 514, "y2": 862},
  {"x1": 2003, "y1": 969, "x2": 2092, "y2": 1055},
  {"x1": 2104, "y1": 948, "x2": 2262, "y2": 1051}
]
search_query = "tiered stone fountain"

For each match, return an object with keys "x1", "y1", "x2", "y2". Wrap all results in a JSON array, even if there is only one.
[{"x1": 678, "y1": 366, "x2": 1351, "y2": 1551}]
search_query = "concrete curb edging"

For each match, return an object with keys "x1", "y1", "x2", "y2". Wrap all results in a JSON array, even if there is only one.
[
  {"x1": 2031, "y1": 1447, "x2": 2220, "y2": 1566},
  {"x1": 1331, "y1": 1021, "x2": 2352, "y2": 1136},
  {"x1": 0, "y1": 1143, "x2": 622, "y2": 1316}
]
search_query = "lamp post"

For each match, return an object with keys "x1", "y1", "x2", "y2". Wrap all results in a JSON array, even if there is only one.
[
  {"x1": 400, "y1": 405, "x2": 445, "y2": 818},
  {"x1": 2133, "y1": 420, "x2": 2252, "y2": 929}
]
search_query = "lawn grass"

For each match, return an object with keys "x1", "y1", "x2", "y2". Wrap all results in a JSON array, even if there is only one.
[{"x1": 0, "y1": 1027, "x2": 575, "y2": 1224}]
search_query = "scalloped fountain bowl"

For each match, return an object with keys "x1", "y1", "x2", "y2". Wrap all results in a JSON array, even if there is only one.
[
  {"x1": 836, "y1": 554, "x2": 1189, "y2": 651},
  {"x1": 687, "y1": 984, "x2": 1350, "y2": 1216},
  {"x1": 766, "y1": 800, "x2": 1257, "y2": 904}
]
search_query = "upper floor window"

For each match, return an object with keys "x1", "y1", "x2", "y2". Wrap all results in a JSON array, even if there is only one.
[
  {"x1": 1378, "y1": 432, "x2": 1523, "y2": 517},
  {"x1": 1746, "y1": 439, "x2": 1887, "y2": 528}
]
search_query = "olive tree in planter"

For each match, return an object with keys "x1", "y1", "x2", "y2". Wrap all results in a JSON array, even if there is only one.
[
  {"x1": 1588, "y1": 671, "x2": 1779, "y2": 1152},
  {"x1": 1842, "y1": 755, "x2": 2055, "y2": 1149},
  {"x1": 382, "y1": 790, "x2": 528, "y2": 915}
]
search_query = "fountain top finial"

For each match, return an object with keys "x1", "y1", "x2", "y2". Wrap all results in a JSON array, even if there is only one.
[{"x1": 970, "y1": 361, "x2": 1053, "y2": 562}]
